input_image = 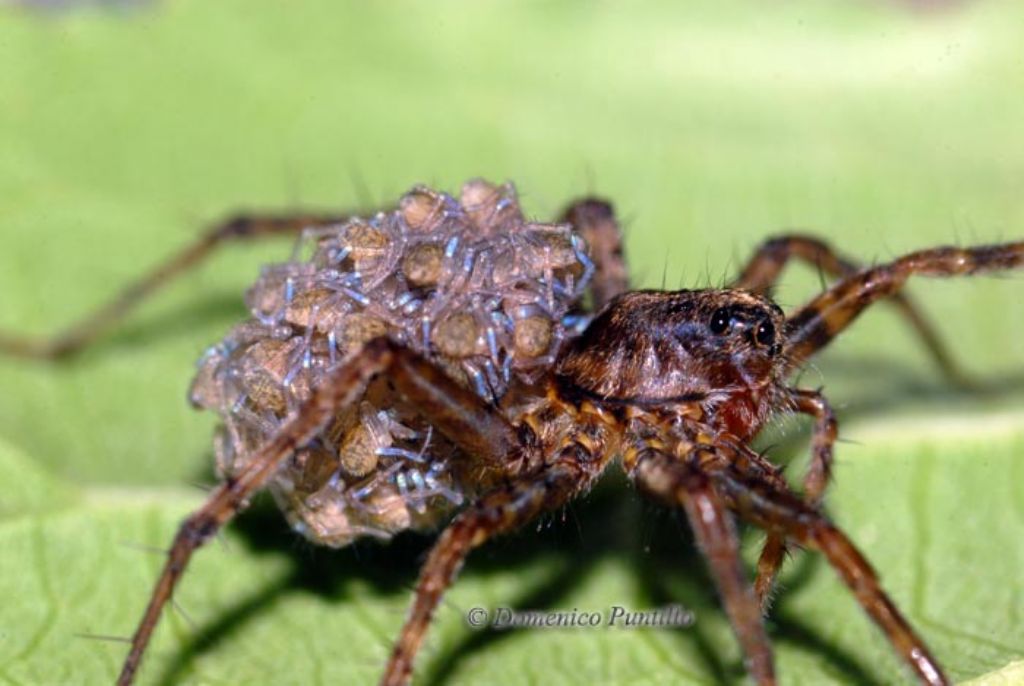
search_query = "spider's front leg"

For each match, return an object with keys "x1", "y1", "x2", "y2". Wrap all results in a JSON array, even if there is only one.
[
  {"x1": 714, "y1": 458, "x2": 949, "y2": 686},
  {"x1": 117, "y1": 336, "x2": 520, "y2": 686},
  {"x1": 381, "y1": 444, "x2": 607, "y2": 686},
  {"x1": 0, "y1": 210, "x2": 358, "y2": 360},
  {"x1": 630, "y1": 447, "x2": 775, "y2": 686},
  {"x1": 754, "y1": 388, "x2": 838, "y2": 609},
  {"x1": 732, "y1": 234, "x2": 968, "y2": 384},
  {"x1": 783, "y1": 240, "x2": 1024, "y2": 373}
]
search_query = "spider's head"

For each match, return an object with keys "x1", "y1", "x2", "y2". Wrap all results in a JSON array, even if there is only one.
[{"x1": 555, "y1": 289, "x2": 786, "y2": 406}]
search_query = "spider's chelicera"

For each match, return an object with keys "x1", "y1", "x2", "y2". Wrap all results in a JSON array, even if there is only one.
[{"x1": 2, "y1": 179, "x2": 1021, "y2": 686}]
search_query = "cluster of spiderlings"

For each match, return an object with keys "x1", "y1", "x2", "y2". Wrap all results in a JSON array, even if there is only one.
[{"x1": 188, "y1": 179, "x2": 593, "y2": 546}]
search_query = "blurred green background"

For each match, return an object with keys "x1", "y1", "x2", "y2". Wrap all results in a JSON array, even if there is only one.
[{"x1": 0, "y1": 1, "x2": 1022, "y2": 684}]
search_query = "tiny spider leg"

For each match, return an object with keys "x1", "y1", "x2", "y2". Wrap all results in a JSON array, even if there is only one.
[
  {"x1": 732, "y1": 234, "x2": 968, "y2": 385},
  {"x1": 0, "y1": 211, "x2": 355, "y2": 360},
  {"x1": 783, "y1": 240, "x2": 1024, "y2": 373},
  {"x1": 381, "y1": 451, "x2": 600, "y2": 686},
  {"x1": 117, "y1": 336, "x2": 523, "y2": 686},
  {"x1": 713, "y1": 461, "x2": 948, "y2": 686},
  {"x1": 561, "y1": 198, "x2": 629, "y2": 309},
  {"x1": 0, "y1": 196, "x2": 624, "y2": 362},
  {"x1": 631, "y1": 448, "x2": 775, "y2": 685},
  {"x1": 754, "y1": 388, "x2": 838, "y2": 610}
]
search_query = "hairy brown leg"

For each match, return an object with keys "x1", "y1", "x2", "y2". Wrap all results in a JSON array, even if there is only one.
[
  {"x1": 562, "y1": 198, "x2": 629, "y2": 309},
  {"x1": 784, "y1": 240, "x2": 1024, "y2": 373},
  {"x1": 381, "y1": 445, "x2": 603, "y2": 686},
  {"x1": 0, "y1": 212, "x2": 355, "y2": 360},
  {"x1": 631, "y1": 449, "x2": 775, "y2": 686},
  {"x1": 755, "y1": 388, "x2": 838, "y2": 610},
  {"x1": 117, "y1": 337, "x2": 522, "y2": 686},
  {"x1": 713, "y1": 464, "x2": 948, "y2": 686},
  {"x1": 733, "y1": 234, "x2": 967, "y2": 384}
]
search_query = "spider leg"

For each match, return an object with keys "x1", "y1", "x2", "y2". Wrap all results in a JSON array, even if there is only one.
[
  {"x1": 713, "y1": 464, "x2": 948, "y2": 686},
  {"x1": 0, "y1": 210, "x2": 360, "y2": 360},
  {"x1": 631, "y1": 448, "x2": 775, "y2": 686},
  {"x1": 755, "y1": 388, "x2": 837, "y2": 609},
  {"x1": 117, "y1": 336, "x2": 522, "y2": 686},
  {"x1": 732, "y1": 234, "x2": 967, "y2": 384},
  {"x1": 561, "y1": 198, "x2": 629, "y2": 309},
  {"x1": 783, "y1": 240, "x2": 1024, "y2": 374},
  {"x1": 381, "y1": 445, "x2": 605, "y2": 686}
]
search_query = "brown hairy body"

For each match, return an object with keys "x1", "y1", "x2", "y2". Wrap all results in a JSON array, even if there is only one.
[{"x1": 2, "y1": 180, "x2": 1021, "y2": 686}]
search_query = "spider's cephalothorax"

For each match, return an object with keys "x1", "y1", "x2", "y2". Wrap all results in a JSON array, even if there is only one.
[
  {"x1": 555, "y1": 289, "x2": 788, "y2": 439},
  {"x1": 2, "y1": 180, "x2": 1020, "y2": 686}
]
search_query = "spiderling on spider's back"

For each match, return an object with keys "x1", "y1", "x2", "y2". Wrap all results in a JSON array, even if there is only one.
[{"x1": 189, "y1": 180, "x2": 597, "y2": 549}]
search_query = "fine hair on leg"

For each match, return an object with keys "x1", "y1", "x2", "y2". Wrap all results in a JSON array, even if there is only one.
[
  {"x1": 117, "y1": 336, "x2": 523, "y2": 686},
  {"x1": 783, "y1": 241, "x2": 1024, "y2": 373}
]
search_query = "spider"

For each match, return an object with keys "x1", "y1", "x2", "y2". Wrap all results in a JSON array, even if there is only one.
[{"x1": 2, "y1": 179, "x2": 1021, "y2": 686}]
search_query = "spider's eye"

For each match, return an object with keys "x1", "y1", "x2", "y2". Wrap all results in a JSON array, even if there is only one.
[
  {"x1": 755, "y1": 319, "x2": 775, "y2": 347},
  {"x1": 709, "y1": 307, "x2": 731, "y2": 335}
]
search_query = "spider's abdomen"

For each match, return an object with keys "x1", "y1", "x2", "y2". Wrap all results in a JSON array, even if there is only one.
[{"x1": 188, "y1": 180, "x2": 593, "y2": 546}]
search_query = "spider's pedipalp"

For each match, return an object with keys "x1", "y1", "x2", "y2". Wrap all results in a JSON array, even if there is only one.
[{"x1": 755, "y1": 387, "x2": 838, "y2": 608}]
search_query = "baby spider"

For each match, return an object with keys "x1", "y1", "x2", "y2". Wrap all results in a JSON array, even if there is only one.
[{"x1": 1, "y1": 179, "x2": 1021, "y2": 685}]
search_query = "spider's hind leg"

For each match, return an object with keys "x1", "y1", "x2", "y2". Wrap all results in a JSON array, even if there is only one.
[
  {"x1": 117, "y1": 337, "x2": 520, "y2": 686},
  {"x1": 733, "y1": 234, "x2": 969, "y2": 385},
  {"x1": 0, "y1": 210, "x2": 361, "y2": 360}
]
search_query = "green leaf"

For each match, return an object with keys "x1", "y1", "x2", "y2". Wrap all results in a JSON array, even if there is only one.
[{"x1": 0, "y1": 1, "x2": 1022, "y2": 684}]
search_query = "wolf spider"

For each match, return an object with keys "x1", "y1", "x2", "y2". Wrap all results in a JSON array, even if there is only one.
[{"x1": 2, "y1": 180, "x2": 1022, "y2": 686}]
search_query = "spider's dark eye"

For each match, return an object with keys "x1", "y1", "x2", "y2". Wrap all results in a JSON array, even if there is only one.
[
  {"x1": 755, "y1": 319, "x2": 775, "y2": 347},
  {"x1": 709, "y1": 307, "x2": 731, "y2": 335}
]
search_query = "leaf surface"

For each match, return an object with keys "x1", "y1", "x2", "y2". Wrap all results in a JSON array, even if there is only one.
[{"x1": 0, "y1": 2, "x2": 1022, "y2": 684}]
